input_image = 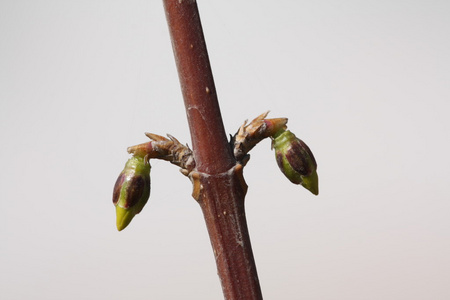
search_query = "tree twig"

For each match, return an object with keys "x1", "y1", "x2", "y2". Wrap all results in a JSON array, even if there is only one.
[{"x1": 162, "y1": 1, "x2": 263, "y2": 299}]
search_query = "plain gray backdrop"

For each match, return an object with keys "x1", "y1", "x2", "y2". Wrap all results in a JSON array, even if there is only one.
[{"x1": 1, "y1": 0, "x2": 449, "y2": 299}]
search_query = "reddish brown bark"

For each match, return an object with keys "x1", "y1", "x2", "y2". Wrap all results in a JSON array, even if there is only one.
[
  {"x1": 163, "y1": 0, "x2": 233, "y2": 173},
  {"x1": 162, "y1": 1, "x2": 263, "y2": 299}
]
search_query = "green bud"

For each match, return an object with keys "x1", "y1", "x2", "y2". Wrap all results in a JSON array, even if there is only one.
[
  {"x1": 272, "y1": 130, "x2": 319, "y2": 195},
  {"x1": 112, "y1": 155, "x2": 151, "y2": 231}
]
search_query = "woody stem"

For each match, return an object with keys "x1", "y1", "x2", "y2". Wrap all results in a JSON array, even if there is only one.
[{"x1": 162, "y1": 1, "x2": 263, "y2": 299}]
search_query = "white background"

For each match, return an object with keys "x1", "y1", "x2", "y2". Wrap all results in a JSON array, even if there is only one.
[{"x1": 1, "y1": 0, "x2": 449, "y2": 299}]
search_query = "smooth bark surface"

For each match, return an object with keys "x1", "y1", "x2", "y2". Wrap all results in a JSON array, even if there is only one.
[
  {"x1": 163, "y1": 1, "x2": 263, "y2": 299},
  {"x1": 163, "y1": 0, "x2": 233, "y2": 173}
]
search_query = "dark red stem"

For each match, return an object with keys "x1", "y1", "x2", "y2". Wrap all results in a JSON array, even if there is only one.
[
  {"x1": 163, "y1": 0, "x2": 232, "y2": 173},
  {"x1": 162, "y1": 1, "x2": 263, "y2": 299}
]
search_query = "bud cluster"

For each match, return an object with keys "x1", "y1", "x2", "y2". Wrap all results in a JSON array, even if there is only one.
[{"x1": 113, "y1": 112, "x2": 319, "y2": 231}]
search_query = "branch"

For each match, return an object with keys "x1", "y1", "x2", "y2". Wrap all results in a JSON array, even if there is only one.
[
  {"x1": 113, "y1": 1, "x2": 319, "y2": 298},
  {"x1": 162, "y1": 0, "x2": 263, "y2": 299},
  {"x1": 163, "y1": 0, "x2": 233, "y2": 173}
]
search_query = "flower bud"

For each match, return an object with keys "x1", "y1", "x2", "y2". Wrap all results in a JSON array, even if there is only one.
[
  {"x1": 112, "y1": 155, "x2": 151, "y2": 231},
  {"x1": 272, "y1": 130, "x2": 319, "y2": 195}
]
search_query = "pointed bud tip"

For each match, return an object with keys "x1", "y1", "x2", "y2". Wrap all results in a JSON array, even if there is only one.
[
  {"x1": 301, "y1": 170, "x2": 319, "y2": 196},
  {"x1": 116, "y1": 206, "x2": 136, "y2": 231}
]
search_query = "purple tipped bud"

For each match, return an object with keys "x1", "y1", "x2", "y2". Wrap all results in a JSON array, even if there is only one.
[
  {"x1": 113, "y1": 156, "x2": 151, "y2": 230},
  {"x1": 272, "y1": 130, "x2": 319, "y2": 195}
]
